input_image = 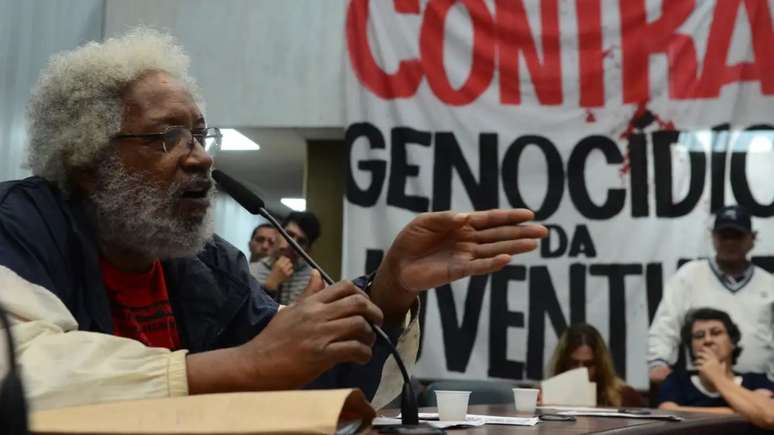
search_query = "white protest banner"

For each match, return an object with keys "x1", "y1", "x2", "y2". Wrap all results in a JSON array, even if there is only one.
[{"x1": 343, "y1": 0, "x2": 774, "y2": 388}]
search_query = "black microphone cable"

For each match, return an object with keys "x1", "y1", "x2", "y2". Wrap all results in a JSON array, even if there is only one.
[{"x1": 212, "y1": 169, "x2": 423, "y2": 427}]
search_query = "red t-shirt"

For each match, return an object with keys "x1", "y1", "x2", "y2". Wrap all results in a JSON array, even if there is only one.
[{"x1": 100, "y1": 257, "x2": 181, "y2": 350}]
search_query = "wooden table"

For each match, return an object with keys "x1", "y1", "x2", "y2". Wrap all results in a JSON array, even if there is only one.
[{"x1": 376, "y1": 404, "x2": 757, "y2": 434}]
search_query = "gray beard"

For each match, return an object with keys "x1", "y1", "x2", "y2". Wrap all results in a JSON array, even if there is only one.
[{"x1": 89, "y1": 154, "x2": 214, "y2": 260}]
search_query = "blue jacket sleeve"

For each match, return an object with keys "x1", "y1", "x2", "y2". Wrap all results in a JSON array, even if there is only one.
[
  {"x1": 0, "y1": 179, "x2": 63, "y2": 291},
  {"x1": 656, "y1": 372, "x2": 683, "y2": 405}
]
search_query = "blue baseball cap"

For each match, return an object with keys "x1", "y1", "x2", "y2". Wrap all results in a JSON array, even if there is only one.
[{"x1": 713, "y1": 205, "x2": 752, "y2": 233}]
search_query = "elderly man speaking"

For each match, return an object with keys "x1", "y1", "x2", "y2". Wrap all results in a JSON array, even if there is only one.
[{"x1": 0, "y1": 28, "x2": 547, "y2": 411}]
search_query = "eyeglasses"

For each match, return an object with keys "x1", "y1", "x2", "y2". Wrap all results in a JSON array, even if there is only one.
[{"x1": 112, "y1": 126, "x2": 222, "y2": 154}]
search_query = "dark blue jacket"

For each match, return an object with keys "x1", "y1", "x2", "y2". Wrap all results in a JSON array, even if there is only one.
[
  {"x1": 0, "y1": 176, "x2": 390, "y2": 398},
  {"x1": 657, "y1": 370, "x2": 774, "y2": 407}
]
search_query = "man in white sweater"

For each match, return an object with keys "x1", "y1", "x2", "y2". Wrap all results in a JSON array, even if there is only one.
[{"x1": 648, "y1": 205, "x2": 774, "y2": 383}]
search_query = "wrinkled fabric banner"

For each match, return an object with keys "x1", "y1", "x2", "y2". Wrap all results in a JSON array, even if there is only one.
[{"x1": 343, "y1": 0, "x2": 774, "y2": 388}]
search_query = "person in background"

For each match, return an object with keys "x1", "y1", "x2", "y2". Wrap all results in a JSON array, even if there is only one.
[
  {"x1": 248, "y1": 223, "x2": 276, "y2": 264},
  {"x1": 657, "y1": 308, "x2": 774, "y2": 415},
  {"x1": 253, "y1": 211, "x2": 319, "y2": 305},
  {"x1": 648, "y1": 205, "x2": 774, "y2": 383},
  {"x1": 548, "y1": 323, "x2": 644, "y2": 407}
]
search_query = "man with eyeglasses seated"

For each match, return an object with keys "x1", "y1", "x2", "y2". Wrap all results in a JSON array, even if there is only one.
[
  {"x1": 0, "y1": 28, "x2": 548, "y2": 412},
  {"x1": 657, "y1": 308, "x2": 774, "y2": 416},
  {"x1": 252, "y1": 212, "x2": 320, "y2": 305}
]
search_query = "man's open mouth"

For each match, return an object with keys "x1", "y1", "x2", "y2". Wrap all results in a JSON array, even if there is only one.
[
  {"x1": 180, "y1": 182, "x2": 212, "y2": 199},
  {"x1": 181, "y1": 189, "x2": 208, "y2": 199}
]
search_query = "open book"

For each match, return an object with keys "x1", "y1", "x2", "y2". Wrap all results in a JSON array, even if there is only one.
[{"x1": 31, "y1": 389, "x2": 375, "y2": 434}]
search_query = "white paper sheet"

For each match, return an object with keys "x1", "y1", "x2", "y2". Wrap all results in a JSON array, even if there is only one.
[
  {"x1": 379, "y1": 412, "x2": 539, "y2": 427},
  {"x1": 372, "y1": 416, "x2": 485, "y2": 429},
  {"x1": 539, "y1": 405, "x2": 613, "y2": 412},
  {"x1": 541, "y1": 367, "x2": 597, "y2": 406},
  {"x1": 555, "y1": 410, "x2": 683, "y2": 421}
]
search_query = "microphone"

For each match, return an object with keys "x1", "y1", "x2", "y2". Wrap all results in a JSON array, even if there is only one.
[
  {"x1": 212, "y1": 169, "x2": 425, "y2": 428},
  {"x1": 212, "y1": 170, "x2": 335, "y2": 284}
]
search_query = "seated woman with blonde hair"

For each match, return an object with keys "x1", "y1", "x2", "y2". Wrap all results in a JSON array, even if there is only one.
[{"x1": 549, "y1": 323, "x2": 644, "y2": 407}]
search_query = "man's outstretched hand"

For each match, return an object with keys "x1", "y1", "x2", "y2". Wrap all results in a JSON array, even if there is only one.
[
  {"x1": 188, "y1": 209, "x2": 546, "y2": 393},
  {"x1": 371, "y1": 209, "x2": 548, "y2": 324}
]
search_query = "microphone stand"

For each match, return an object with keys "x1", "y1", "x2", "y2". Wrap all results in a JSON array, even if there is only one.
[
  {"x1": 255, "y1": 203, "x2": 420, "y2": 426},
  {"x1": 212, "y1": 170, "x2": 431, "y2": 430}
]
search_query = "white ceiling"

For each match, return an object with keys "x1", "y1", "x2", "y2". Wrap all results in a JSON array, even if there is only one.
[{"x1": 212, "y1": 127, "x2": 344, "y2": 216}]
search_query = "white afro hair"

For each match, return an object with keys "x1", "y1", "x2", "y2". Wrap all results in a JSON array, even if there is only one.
[{"x1": 26, "y1": 27, "x2": 199, "y2": 193}]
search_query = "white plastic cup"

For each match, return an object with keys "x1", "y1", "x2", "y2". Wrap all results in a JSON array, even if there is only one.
[
  {"x1": 512, "y1": 388, "x2": 539, "y2": 414},
  {"x1": 434, "y1": 390, "x2": 471, "y2": 421}
]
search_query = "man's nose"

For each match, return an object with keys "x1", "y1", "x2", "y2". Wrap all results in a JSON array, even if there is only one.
[{"x1": 180, "y1": 139, "x2": 214, "y2": 172}]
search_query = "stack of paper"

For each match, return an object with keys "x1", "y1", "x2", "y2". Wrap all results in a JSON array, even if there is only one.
[
  {"x1": 541, "y1": 367, "x2": 597, "y2": 406},
  {"x1": 374, "y1": 413, "x2": 539, "y2": 428}
]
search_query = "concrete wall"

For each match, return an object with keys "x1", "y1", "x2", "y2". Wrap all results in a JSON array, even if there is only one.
[
  {"x1": 0, "y1": 0, "x2": 105, "y2": 182},
  {"x1": 104, "y1": 0, "x2": 348, "y2": 128}
]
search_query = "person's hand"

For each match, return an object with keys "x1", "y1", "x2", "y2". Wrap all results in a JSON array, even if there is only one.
[
  {"x1": 237, "y1": 270, "x2": 384, "y2": 389},
  {"x1": 265, "y1": 256, "x2": 294, "y2": 290},
  {"x1": 371, "y1": 209, "x2": 548, "y2": 322},
  {"x1": 695, "y1": 348, "x2": 726, "y2": 385},
  {"x1": 649, "y1": 365, "x2": 672, "y2": 383},
  {"x1": 752, "y1": 389, "x2": 774, "y2": 399}
]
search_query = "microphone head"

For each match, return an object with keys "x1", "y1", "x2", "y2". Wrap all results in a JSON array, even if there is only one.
[{"x1": 212, "y1": 169, "x2": 265, "y2": 215}]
